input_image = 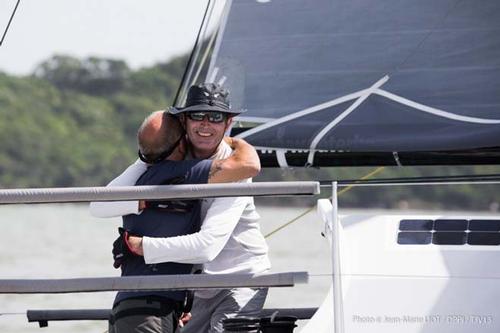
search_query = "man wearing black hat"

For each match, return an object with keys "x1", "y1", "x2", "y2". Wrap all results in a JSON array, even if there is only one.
[
  {"x1": 91, "y1": 110, "x2": 260, "y2": 333},
  {"x1": 92, "y1": 83, "x2": 270, "y2": 333},
  {"x1": 169, "y1": 83, "x2": 240, "y2": 160}
]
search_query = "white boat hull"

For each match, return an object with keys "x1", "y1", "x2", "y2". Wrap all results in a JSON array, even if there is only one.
[{"x1": 314, "y1": 200, "x2": 500, "y2": 332}]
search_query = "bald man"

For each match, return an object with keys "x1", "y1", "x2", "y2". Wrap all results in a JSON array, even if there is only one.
[{"x1": 97, "y1": 111, "x2": 260, "y2": 333}]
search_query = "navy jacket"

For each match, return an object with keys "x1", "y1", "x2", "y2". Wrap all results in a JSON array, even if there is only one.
[{"x1": 115, "y1": 159, "x2": 212, "y2": 305}]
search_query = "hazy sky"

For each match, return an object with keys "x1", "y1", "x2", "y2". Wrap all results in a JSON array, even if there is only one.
[{"x1": 0, "y1": 0, "x2": 207, "y2": 75}]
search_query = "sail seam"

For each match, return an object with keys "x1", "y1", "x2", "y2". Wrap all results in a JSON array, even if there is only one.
[{"x1": 236, "y1": 116, "x2": 274, "y2": 123}]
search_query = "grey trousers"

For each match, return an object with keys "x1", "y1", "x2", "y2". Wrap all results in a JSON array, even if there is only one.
[
  {"x1": 180, "y1": 288, "x2": 268, "y2": 333},
  {"x1": 109, "y1": 298, "x2": 178, "y2": 333}
]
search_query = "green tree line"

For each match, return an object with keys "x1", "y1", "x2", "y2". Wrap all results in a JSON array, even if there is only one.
[
  {"x1": 0, "y1": 54, "x2": 499, "y2": 210},
  {"x1": 0, "y1": 54, "x2": 185, "y2": 187}
]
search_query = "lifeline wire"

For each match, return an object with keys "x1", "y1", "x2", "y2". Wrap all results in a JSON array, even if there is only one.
[
  {"x1": 309, "y1": 273, "x2": 500, "y2": 280},
  {"x1": 304, "y1": 273, "x2": 500, "y2": 281},
  {"x1": 320, "y1": 173, "x2": 500, "y2": 187},
  {"x1": 264, "y1": 167, "x2": 386, "y2": 238},
  {"x1": 0, "y1": 0, "x2": 20, "y2": 47},
  {"x1": 337, "y1": 167, "x2": 385, "y2": 195}
]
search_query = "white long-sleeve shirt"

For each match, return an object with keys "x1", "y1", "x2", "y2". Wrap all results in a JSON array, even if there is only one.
[
  {"x1": 89, "y1": 142, "x2": 270, "y2": 276},
  {"x1": 89, "y1": 159, "x2": 147, "y2": 217}
]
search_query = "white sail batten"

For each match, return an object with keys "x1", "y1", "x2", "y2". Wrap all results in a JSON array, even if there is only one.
[
  {"x1": 306, "y1": 76, "x2": 389, "y2": 165},
  {"x1": 375, "y1": 89, "x2": 500, "y2": 124},
  {"x1": 0, "y1": 272, "x2": 308, "y2": 294},
  {"x1": 0, "y1": 181, "x2": 320, "y2": 204},
  {"x1": 236, "y1": 89, "x2": 367, "y2": 141}
]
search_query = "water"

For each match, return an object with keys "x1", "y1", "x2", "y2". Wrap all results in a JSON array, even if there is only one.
[{"x1": 0, "y1": 203, "x2": 332, "y2": 332}]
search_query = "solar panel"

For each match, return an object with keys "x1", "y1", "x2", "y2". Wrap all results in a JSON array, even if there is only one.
[{"x1": 398, "y1": 219, "x2": 500, "y2": 246}]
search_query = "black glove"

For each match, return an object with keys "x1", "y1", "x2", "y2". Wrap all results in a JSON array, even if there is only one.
[{"x1": 112, "y1": 227, "x2": 138, "y2": 269}]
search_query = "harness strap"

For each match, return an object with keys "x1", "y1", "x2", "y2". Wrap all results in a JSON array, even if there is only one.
[
  {"x1": 183, "y1": 269, "x2": 202, "y2": 313},
  {"x1": 145, "y1": 199, "x2": 194, "y2": 213},
  {"x1": 109, "y1": 307, "x2": 171, "y2": 325},
  {"x1": 109, "y1": 297, "x2": 183, "y2": 325}
]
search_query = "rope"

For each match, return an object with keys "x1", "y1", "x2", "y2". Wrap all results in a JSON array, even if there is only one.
[
  {"x1": 337, "y1": 167, "x2": 385, "y2": 195},
  {"x1": 0, "y1": 0, "x2": 20, "y2": 47},
  {"x1": 264, "y1": 206, "x2": 315, "y2": 238},
  {"x1": 264, "y1": 167, "x2": 385, "y2": 238},
  {"x1": 172, "y1": 0, "x2": 213, "y2": 105}
]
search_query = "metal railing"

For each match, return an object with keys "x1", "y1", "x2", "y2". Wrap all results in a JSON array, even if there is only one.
[
  {"x1": 0, "y1": 272, "x2": 308, "y2": 294},
  {"x1": 0, "y1": 181, "x2": 320, "y2": 204}
]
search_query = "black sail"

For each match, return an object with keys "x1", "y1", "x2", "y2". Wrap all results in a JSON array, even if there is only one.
[{"x1": 179, "y1": 0, "x2": 500, "y2": 167}]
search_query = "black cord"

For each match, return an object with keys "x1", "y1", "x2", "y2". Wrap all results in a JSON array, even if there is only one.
[
  {"x1": 0, "y1": 0, "x2": 20, "y2": 47},
  {"x1": 319, "y1": 173, "x2": 500, "y2": 187},
  {"x1": 172, "y1": 0, "x2": 212, "y2": 107}
]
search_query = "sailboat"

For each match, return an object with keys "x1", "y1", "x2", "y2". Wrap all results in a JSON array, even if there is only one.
[{"x1": 2, "y1": 0, "x2": 500, "y2": 332}]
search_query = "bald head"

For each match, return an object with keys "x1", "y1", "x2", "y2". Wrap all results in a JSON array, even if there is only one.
[{"x1": 137, "y1": 110, "x2": 184, "y2": 160}]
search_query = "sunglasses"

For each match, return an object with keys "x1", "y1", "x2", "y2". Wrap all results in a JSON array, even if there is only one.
[
  {"x1": 186, "y1": 111, "x2": 227, "y2": 123},
  {"x1": 138, "y1": 135, "x2": 183, "y2": 164}
]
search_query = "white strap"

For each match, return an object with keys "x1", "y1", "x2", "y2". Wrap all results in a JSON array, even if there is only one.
[
  {"x1": 307, "y1": 76, "x2": 390, "y2": 165},
  {"x1": 375, "y1": 89, "x2": 500, "y2": 124},
  {"x1": 208, "y1": 66, "x2": 219, "y2": 83},
  {"x1": 276, "y1": 149, "x2": 289, "y2": 168},
  {"x1": 236, "y1": 89, "x2": 367, "y2": 140}
]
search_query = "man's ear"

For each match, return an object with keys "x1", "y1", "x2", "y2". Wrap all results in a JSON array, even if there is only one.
[
  {"x1": 179, "y1": 114, "x2": 187, "y2": 130},
  {"x1": 224, "y1": 116, "x2": 234, "y2": 132},
  {"x1": 178, "y1": 137, "x2": 187, "y2": 156}
]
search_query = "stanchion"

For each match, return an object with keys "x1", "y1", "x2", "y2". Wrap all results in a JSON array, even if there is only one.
[
  {"x1": 223, "y1": 317, "x2": 260, "y2": 332},
  {"x1": 222, "y1": 315, "x2": 298, "y2": 333},
  {"x1": 260, "y1": 316, "x2": 297, "y2": 333}
]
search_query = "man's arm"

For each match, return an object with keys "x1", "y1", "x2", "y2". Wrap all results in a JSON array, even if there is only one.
[
  {"x1": 89, "y1": 159, "x2": 146, "y2": 218},
  {"x1": 90, "y1": 137, "x2": 258, "y2": 217},
  {"x1": 127, "y1": 195, "x2": 249, "y2": 263},
  {"x1": 207, "y1": 137, "x2": 260, "y2": 183}
]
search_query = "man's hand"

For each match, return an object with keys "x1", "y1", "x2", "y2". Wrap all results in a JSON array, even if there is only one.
[
  {"x1": 127, "y1": 235, "x2": 144, "y2": 256},
  {"x1": 112, "y1": 228, "x2": 142, "y2": 268},
  {"x1": 223, "y1": 136, "x2": 234, "y2": 148},
  {"x1": 178, "y1": 312, "x2": 192, "y2": 328}
]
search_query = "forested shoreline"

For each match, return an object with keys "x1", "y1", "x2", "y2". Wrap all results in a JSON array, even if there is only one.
[
  {"x1": 1, "y1": 55, "x2": 499, "y2": 210},
  {"x1": 0, "y1": 54, "x2": 187, "y2": 188}
]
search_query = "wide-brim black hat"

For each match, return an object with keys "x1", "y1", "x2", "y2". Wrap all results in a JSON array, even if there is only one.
[{"x1": 170, "y1": 83, "x2": 244, "y2": 115}]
